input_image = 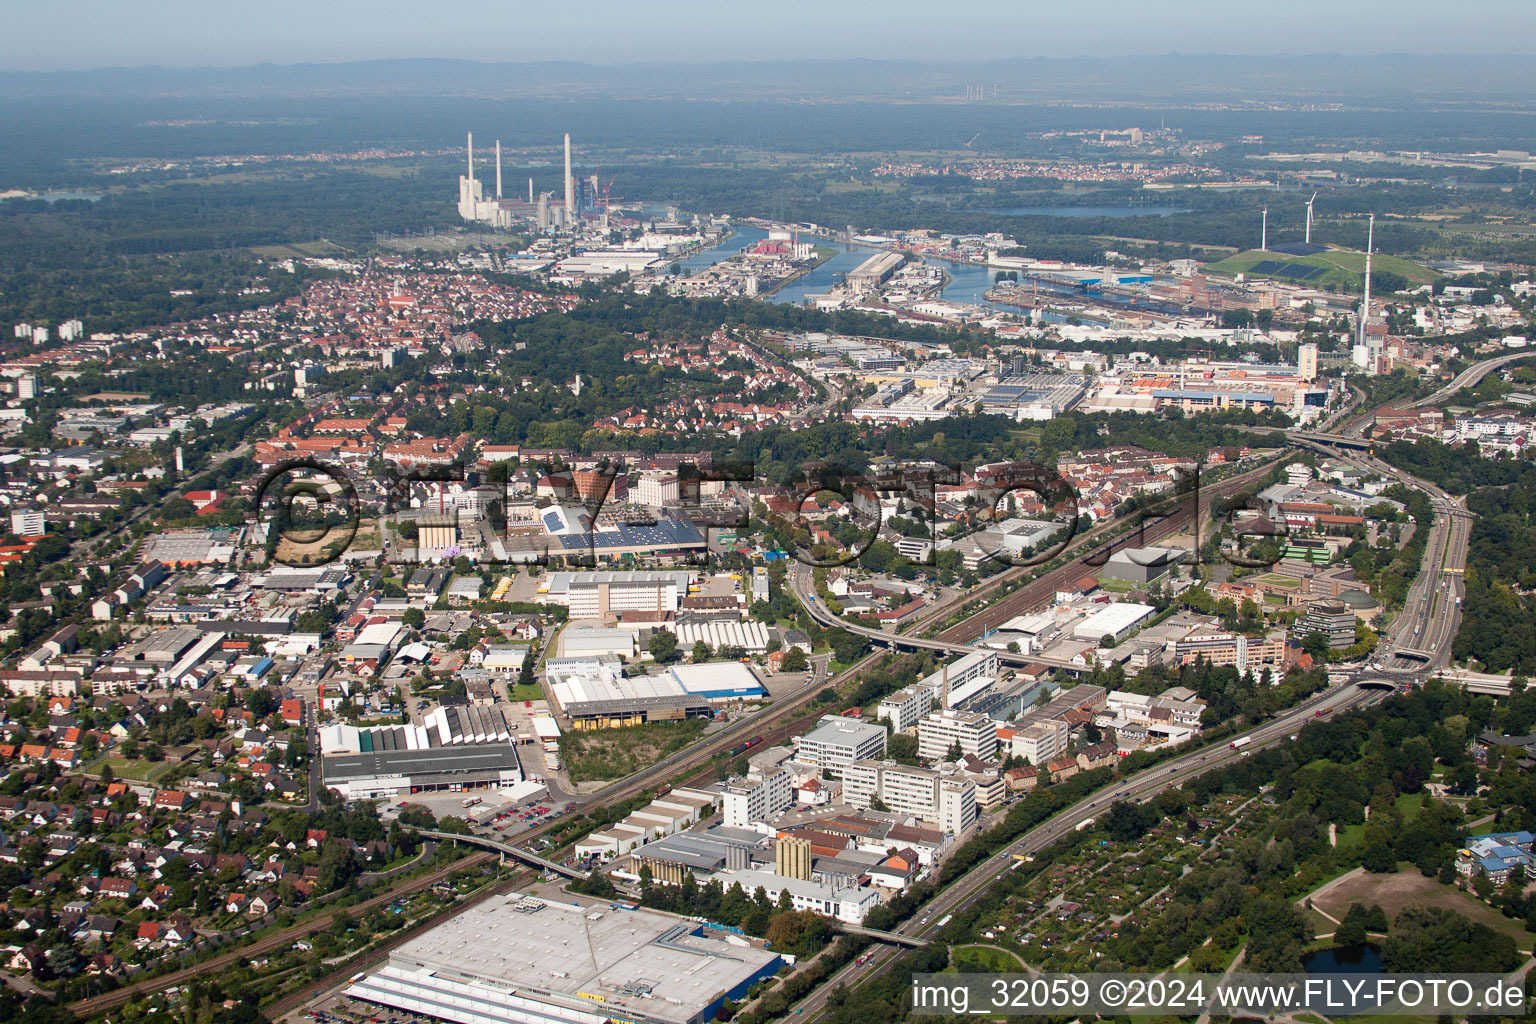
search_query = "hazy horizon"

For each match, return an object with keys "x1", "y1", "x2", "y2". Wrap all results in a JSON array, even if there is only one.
[{"x1": 3, "y1": 0, "x2": 1534, "y2": 73}]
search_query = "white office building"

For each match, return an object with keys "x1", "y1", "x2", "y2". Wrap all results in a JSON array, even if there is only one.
[
  {"x1": 917, "y1": 649, "x2": 1000, "y2": 708},
  {"x1": 842, "y1": 759, "x2": 980, "y2": 835},
  {"x1": 722, "y1": 869, "x2": 881, "y2": 924},
  {"x1": 877, "y1": 685, "x2": 934, "y2": 733},
  {"x1": 635, "y1": 473, "x2": 680, "y2": 508},
  {"x1": 793, "y1": 716, "x2": 888, "y2": 777},
  {"x1": 917, "y1": 708, "x2": 998, "y2": 761},
  {"x1": 10, "y1": 510, "x2": 45, "y2": 537},
  {"x1": 720, "y1": 766, "x2": 793, "y2": 828},
  {"x1": 1010, "y1": 718, "x2": 1069, "y2": 765}
]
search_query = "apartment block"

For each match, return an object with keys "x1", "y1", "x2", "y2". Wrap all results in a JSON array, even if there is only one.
[
  {"x1": 917, "y1": 708, "x2": 998, "y2": 762},
  {"x1": 793, "y1": 717, "x2": 888, "y2": 777},
  {"x1": 877, "y1": 685, "x2": 934, "y2": 733}
]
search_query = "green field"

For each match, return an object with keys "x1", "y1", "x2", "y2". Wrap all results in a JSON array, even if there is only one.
[
  {"x1": 1336, "y1": 792, "x2": 1424, "y2": 848},
  {"x1": 1206, "y1": 247, "x2": 1439, "y2": 291},
  {"x1": 509, "y1": 683, "x2": 545, "y2": 702},
  {"x1": 949, "y1": 944, "x2": 1026, "y2": 972},
  {"x1": 1252, "y1": 572, "x2": 1300, "y2": 589},
  {"x1": 100, "y1": 757, "x2": 176, "y2": 783}
]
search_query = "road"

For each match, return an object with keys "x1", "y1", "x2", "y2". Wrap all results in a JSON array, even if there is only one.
[
  {"x1": 67, "y1": 852, "x2": 493, "y2": 1017},
  {"x1": 1410, "y1": 351, "x2": 1534, "y2": 409},
  {"x1": 787, "y1": 458, "x2": 1283, "y2": 669},
  {"x1": 793, "y1": 679, "x2": 1380, "y2": 1022}
]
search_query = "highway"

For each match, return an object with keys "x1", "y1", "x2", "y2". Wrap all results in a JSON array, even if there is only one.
[
  {"x1": 792, "y1": 678, "x2": 1380, "y2": 1022},
  {"x1": 1409, "y1": 351, "x2": 1534, "y2": 409},
  {"x1": 785, "y1": 363, "x2": 1522, "y2": 1019}
]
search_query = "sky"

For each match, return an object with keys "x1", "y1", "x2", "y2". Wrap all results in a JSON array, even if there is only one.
[{"x1": 2, "y1": 0, "x2": 1532, "y2": 72}]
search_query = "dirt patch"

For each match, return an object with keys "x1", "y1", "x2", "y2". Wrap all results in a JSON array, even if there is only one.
[{"x1": 1311, "y1": 869, "x2": 1529, "y2": 945}]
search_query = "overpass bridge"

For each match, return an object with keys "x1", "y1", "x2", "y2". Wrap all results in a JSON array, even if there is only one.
[
  {"x1": 1434, "y1": 670, "x2": 1517, "y2": 697},
  {"x1": 417, "y1": 829, "x2": 589, "y2": 879},
  {"x1": 799, "y1": 592, "x2": 1085, "y2": 673},
  {"x1": 834, "y1": 923, "x2": 930, "y2": 947}
]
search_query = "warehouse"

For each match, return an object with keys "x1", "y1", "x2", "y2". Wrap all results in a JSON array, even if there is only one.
[
  {"x1": 345, "y1": 893, "x2": 783, "y2": 1024},
  {"x1": 1072, "y1": 602, "x2": 1157, "y2": 644},
  {"x1": 323, "y1": 741, "x2": 523, "y2": 801},
  {"x1": 320, "y1": 706, "x2": 524, "y2": 800},
  {"x1": 554, "y1": 518, "x2": 708, "y2": 562},
  {"x1": 539, "y1": 569, "x2": 694, "y2": 617},
  {"x1": 673, "y1": 619, "x2": 771, "y2": 653},
  {"x1": 550, "y1": 661, "x2": 766, "y2": 728}
]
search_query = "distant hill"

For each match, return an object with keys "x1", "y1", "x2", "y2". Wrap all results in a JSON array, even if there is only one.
[
  {"x1": 1205, "y1": 247, "x2": 1438, "y2": 292},
  {"x1": 4, "y1": 54, "x2": 1536, "y2": 104}
]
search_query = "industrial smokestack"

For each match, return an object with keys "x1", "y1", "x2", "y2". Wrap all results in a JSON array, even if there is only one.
[
  {"x1": 1360, "y1": 213, "x2": 1374, "y2": 352},
  {"x1": 564, "y1": 133, "x2": 574, "y2": 227},
  {"x1": 529, "y1": 177, "x2": 534, "y2": 204},
  {"x1": 495, "y1": 140, "x2": 502, "y2": 199},
  {"x1": 467, "y1": 131, "x2": 474, "y2": 184}
]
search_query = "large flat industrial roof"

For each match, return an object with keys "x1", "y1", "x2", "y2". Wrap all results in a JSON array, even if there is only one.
[
  {"x1": 347, "y1": 893, "x2": 781, "y2": 1024},
  {"x1": 324, "y1": 741, "x2": 521, "y2": 782}
]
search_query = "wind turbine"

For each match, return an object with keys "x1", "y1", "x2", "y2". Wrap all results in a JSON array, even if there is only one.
[{"x1": 1305, "y1": 192, "x2": 1317, "y2": 244}]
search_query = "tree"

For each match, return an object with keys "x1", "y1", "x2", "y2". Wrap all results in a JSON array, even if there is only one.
[
  {"x1": 945, "y1": 740, "x2": 964, "y2": 762},
  {"x1": 1104, "y1": 800, "x2": 1159, "y2": 842},
  {"x1": 648, "y1": 630, "x2": 678, "y2": 662},
  {"x1": 692, "y1": 640, "x2": 713, "y2": 663},
  {"x1": 402, "y1": 607, "x2": 425, "y2": 629},
  {"x1": 781, "y1": 648, "x2": 808, "y2": 674}
]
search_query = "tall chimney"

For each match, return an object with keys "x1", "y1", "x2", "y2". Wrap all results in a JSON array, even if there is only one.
[
  {"x1": 495, "y1": 140, "x2": 502, "y2": 199},
  {"x1": 467, "y1": 131, "x2": 474, "y2": 184},
  {"x1": 528, "y1": 177, "x2": 534, "y2": 204},
  {"x1": 564, "y1": 133, "x2": 575, "y2": 226},
  {"x1": 1360, "y1": 213, "x2": 1374, "y2": 354}
]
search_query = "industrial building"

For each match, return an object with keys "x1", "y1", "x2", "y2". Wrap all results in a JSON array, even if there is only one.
[
  {"x1": 318, "y1": 706, "x2": 532, "y2": 801},
  {"x1": 845, "y1": 251, "x2": 905, "y2": 292},
  {"x1": 628, "y1": 827, "x2": 772, "y2": 885},
  {"x1": 673, "y1": 619, "x2": 771, "y2": 653},
  {"x1": 979, "y1": 373, "x2": 1088, "y2": 422},
  {"x1": 539, "y1": 570, "x2": 695, "y2": 617},
  {"x1": 1072, "y1": 602, "x2": 1157, "y2": 644},
  {"x1": 916, "y1": 649, "x2": 1000, "y2": 709},
  {"x1": 549, "y1": 660, "x2": 766, "y2": 728},
  {"x1": 346, "y1": 893, "x2": 783, "y2": 1024}
]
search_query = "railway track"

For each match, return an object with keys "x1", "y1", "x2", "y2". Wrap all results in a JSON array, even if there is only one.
[
  {"x1": 928, "y1": 458, "x2": 1279, "y2": 646},
  {"x1": 260, "y1": 867, "x2": 537, "y2": 1021},
  {"x1": 68, "y1": 852, "x2": 494, "y2": 1017},
  {"x1": 110, "y1": 458, "x2": 1278, "y2": 1022}
]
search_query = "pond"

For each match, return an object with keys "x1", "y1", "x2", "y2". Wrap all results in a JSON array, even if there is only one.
[{"x1": 1302, "y1": 942, "x2": 1383, "y2": 974}]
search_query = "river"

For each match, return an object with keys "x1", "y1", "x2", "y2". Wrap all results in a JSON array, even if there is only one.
[{"x1": 676, "y1": 222, "x2": 1157, "y2": 317}]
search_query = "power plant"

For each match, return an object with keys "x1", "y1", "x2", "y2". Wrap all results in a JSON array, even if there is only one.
[{"x1": 457, "y1": 131, "x2": 606, "y2": 233}]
